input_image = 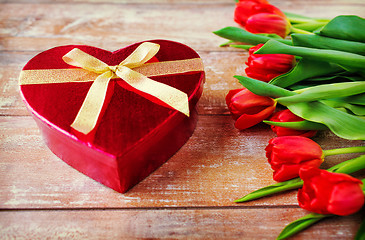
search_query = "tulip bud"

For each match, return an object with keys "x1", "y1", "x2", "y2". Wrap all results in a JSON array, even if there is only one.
[
  {"x1": 226, "y1": 88, "x2": 276, "y2": 130},
  {"x1": 269, "y1": 109, "x2": 317, "y2": 137},
  {"x1": 245, "y1": 44, "x2": 295, "y2": 82},
  {"x1": 265, "y1": 136, "x2": 324, "y2": 182},
  {"x1": 245, "y1": 13, "x2": 291, "y2": 38},
  {"x1": 234, "y1": 0, "x2": 285, "y2": 27},
  {"x1": 298, "y1": 166, "x2": 364, "y2": 216}
]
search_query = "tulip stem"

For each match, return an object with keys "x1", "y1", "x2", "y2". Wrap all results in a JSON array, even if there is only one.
[
  {"x1": 219, "y1": 40, "x2": 234, "y2": 47},
  {"x1": 330, "y1": 154, "x2": 365, "y2": 175},
  {"x1": 284, "y1": 11, "x2": 329, "y2": 24},
  {"x1": 230, "y1": 44, "x2": 255, "y2": 50},
  {"x1": 290, "y1": 26, "x2": 313, "y2": 35},
  {"x1": 323, "y1": 146, "x2": 365, "y2": 157}
]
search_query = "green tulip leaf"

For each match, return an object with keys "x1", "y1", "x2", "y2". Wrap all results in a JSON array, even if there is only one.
[
  {"x1": 287, "y1": 101, "x2": 365, "y2": 140},
  {"x1": 255, "y1": 39, "x2": 365, "y2": 71},
  {"x1": 263, "y1": 120, "x2": 328, "y2": 130},
  {"x1": 276, "y1": 82, "x2": 365, "y2": 105},
  {"x1": 289, "y1": 74, "x2": 365, "y2": 92},
  {"x1": 355, "y1": 216, "x2": 365, "y2": 240},
  {"x1": 234, "y1": 75, "x2": 365, "y2": 139},
  {"x1": 346, "y1": 105, "x2": 365, "y2": 116},
  {"x1": 234, "y1": 75, "x2": 295, "y2": 98},
  {"x1": 257, "y1": 33, "x2": 285, "y2": 39},
  {"x1": 213, "y1": 27, "x2": 292, "y2": 46},
  {"x1": 318, "y1": 15, "x2": 365, "y2": 43},
  {"x1": 338, "y1": 93, "x2": 365, "y2": 105},
  {"x1": 323, "y1": 100, "x2": 365, "y2": 116},
  {"x1": 269, "y1": 58, "x2": 343, "y2": 88},
  {"x1": 235, "y1": 178, "x2": 303, "y2": 203},
  {"x1": 292, "y1": 33, "x2": 365, "y2": 55},
  {"x1": 307, "y1": 74, "x2": 363, "y2": 82},
  {"x1": 277, "y1": 213, "x2": 329, "y2": 240}
]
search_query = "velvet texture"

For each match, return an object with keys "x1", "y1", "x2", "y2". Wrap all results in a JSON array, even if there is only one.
[{"x1": 20, "y1": 40, "x2": 205, "y2": 193}]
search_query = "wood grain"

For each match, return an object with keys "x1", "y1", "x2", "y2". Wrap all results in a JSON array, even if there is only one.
[
  {"x1": 0, "y1": 208, "x2": 362, "y2": 239},
  {"x1": 1, "y1": 1, "x2": 364, "y2": 52},
  {"x1": 1, "y1": 115, "x2": 363, "y2": 209},
  {"x1": 1, "y1": 0, "x2": 364, "y2": 239}
]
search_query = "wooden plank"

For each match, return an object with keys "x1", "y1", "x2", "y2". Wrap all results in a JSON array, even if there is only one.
[
  {"x1": 2, "y1": 0, "x2": 232, "y2": 3},
  {"x1": 3, "y1": 0, "x2": 365, "y2": 4},
  {"x1": 1, "y1": 1, "x2": 364, "y2": 52},
  {"x1": 1, "y1": 1, "x2": 364, "y2": 239},
  {"x1": 1, "y1": 115, "x2": 363, "y2": 209},
  {"x1": 0, "y1": 208, "x2": 362, "y2": 239},
  {"x1": 0, "y1": 51, "x2": 246, "y2": 116},
  {"x1": 0, "y1": 2, "x2": 234, "y2": 52}
]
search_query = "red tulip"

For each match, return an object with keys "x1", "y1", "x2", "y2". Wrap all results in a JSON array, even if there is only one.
[
  {"x1": 234, "y1": 0, "x2": 285, "y2": 28},
  {"x1": 298, "y1": 166, "x2": 364, "y2": 216},
  {"x1": 245, "y1": 44, "x2": 295, "y2": 82},
  {"x1": 265, "y1": 136, "x2": 324, "y2": 182},
  {"x1": 269, "y1": 109, "x2": 317, "y2": 137},
  {"x1": 226, "y1": 88, "x2": 276, "y2": 130},
  {"x1": 245, "y1": 13, "x2": 291, "y2": 38}
]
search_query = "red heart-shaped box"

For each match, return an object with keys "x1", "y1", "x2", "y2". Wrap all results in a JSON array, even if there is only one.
[{"x1": 19, "y1": 40, "x2": 205, "y2": 193}]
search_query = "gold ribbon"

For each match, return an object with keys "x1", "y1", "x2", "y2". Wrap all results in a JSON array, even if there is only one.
[{"x1": 19, "y1": 42, "x2": 204, "y2": 135}]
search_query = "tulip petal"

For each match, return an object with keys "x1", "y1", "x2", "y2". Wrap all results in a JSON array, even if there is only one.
[
  {"x1": 226, "y1": 88, "x2": 244, "y2": 106},
  {"x1": 298, "y1": 167, "x2": 365, "y2": 216},
  {"x1": 245, "y1": 13, "x2": 290, "y2": 38},
  {"x1": 234, "y1": 104, "x2": 275, "y2": 129},
  {"x1": 328, "y1": 182, "x2": 365, "y2": 216}
]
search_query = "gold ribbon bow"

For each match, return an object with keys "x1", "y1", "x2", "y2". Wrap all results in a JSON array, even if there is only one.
[{"x1": 19, "y1": 42, "x2": 204, "y2": 135}]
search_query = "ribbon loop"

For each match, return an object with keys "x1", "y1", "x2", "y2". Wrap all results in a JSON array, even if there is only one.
[
  {"x1": 120, "y1": 42, "x2": 160, "y2": 68},
  {"x1": 62, "y1": 48, "x2": 109, "y2": 74}
]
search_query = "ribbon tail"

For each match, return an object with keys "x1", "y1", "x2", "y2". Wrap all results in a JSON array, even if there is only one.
[
  {"x1": 116, "y1": 66, "x2": 190, "y2": 117},
  {"x1": 71, "y1": 71, "x2": 114, "y2": 134}
]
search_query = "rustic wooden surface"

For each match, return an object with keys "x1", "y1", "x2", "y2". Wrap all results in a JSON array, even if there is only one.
[{"x1": 1, "y1": 0, "x2": 364, "y2": 239}]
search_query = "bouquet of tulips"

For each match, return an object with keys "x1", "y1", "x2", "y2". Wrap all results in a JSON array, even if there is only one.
[{"x1": 214, "y1": 0, "x2": 365, "y2": 239}]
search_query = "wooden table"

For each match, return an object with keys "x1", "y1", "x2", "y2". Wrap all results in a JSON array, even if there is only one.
[{"x1": 1, "y1": 0, "x2": 364, "y2": 239}]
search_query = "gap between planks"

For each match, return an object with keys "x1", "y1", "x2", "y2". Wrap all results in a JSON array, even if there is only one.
[{"x1": 0, "y1": 204, "x2": 301, "y2": 212}]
